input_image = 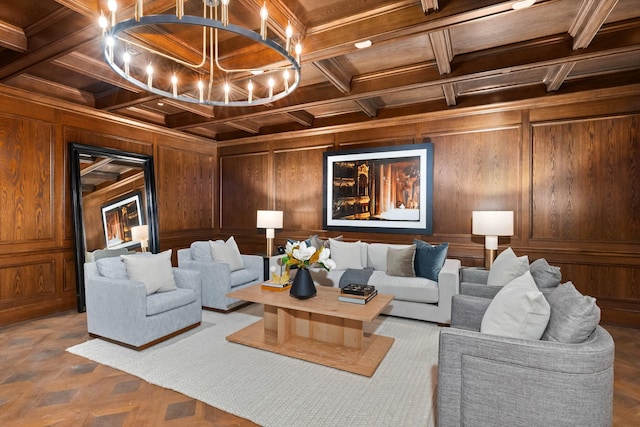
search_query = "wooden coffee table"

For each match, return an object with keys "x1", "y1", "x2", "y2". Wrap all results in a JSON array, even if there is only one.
[{"x1": 226, "y1": 284, "x2": 394, "y2": 376}]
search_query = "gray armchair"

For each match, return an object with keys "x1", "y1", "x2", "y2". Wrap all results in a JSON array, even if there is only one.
[
  {"x1": 437, "y1": 294, "x2": 614, "y2": 427},
  {"x1": 177, "y1": 241, "x2": 263, "y2": 311},
  {"x1": 460, "y1": 257, "x2": 561, "y2": 299},
  {"x1": 84, "y1": 257, "x2": 202, "y2": 350}
]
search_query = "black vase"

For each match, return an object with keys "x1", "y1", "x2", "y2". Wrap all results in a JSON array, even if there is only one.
[{"x1": 290, "y1": 268, "x2": 316, "y2": 299}]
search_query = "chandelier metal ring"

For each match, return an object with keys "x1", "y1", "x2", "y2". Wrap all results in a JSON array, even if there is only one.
[{"x1": 102, "y1": 14, "x2": 302, "y2": 107}]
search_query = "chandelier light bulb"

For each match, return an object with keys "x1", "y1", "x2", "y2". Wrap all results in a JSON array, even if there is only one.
[
  {"x1": 224, "y1": 83, "x2": 230, "y2": 104},
  {"x1": 295, "y1": 42, "x2": 302, "y2": 64},
  {"x1": 285, "y1": 22, "x2": 293, "y2": 52},
  {"x1": 283, "y1": 69, "x2": 290, "y2": 92},
  {"x1": 107, "y1": 0, "x2": 118, "y2": 27},
  {"x1": 171, "y1": 74, "x2": 178, "y2": 97},
  {"x1": 98, "y1": 12, "x2": 108, "y2": 31},
  {"x1": 260, "y1": 3, "x2": 268, "y2": 40},
  {"x1": 268, "y1": 77, "x2": 275, "y2": 99},
  {"x1": 123, "y1": 51, "x2": 130, "y2": 76},
  {"x1": 146, "y1": 63, "x2": 153, "y2": 88},
  {"x1": 197, "y1": 80, "x2": 204, "y2": 102},
  {"x1": 248, "y1": 80, "x2": 253, "y2": 103}
]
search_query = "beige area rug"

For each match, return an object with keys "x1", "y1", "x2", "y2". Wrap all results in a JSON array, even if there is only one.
[{"x1": 67, "y1": 304, "x2": 440, "y2": 427}]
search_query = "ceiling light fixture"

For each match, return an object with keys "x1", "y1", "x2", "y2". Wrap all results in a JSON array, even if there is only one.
[
  {"x1": 98, "y1": 0, "x2": 302, "y2": 107},
  {"x1": 511, "y1": 0, "x2": 536, "y2": 10},
  {"x1": 355, "y1": 40, "x2": 373, "y2": 49}
]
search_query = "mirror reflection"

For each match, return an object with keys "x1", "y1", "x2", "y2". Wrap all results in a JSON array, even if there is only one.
[{"x1": 70, "y1": 143, "x2": 159, "y2": 312}]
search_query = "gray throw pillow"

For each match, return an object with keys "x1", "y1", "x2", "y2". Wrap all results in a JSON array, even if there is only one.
[
  {"x1": 191, "y1": 240, "x2": 215, "y2": 262},
  {"x1": 386, "y1": 246, "x2": 416, "y2": 277},
  {"x1": 542, "y1": 282, "x2": 600, "y2": 344},
  {"x1": 529, "y1": 258, "x2": 561, "y2": 288},
  {"x1": 96, "y1": 256, "x2": 128, "y2": 279}
]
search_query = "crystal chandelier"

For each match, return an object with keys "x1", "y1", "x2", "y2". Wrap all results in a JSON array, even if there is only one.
[{"x1": 98, "y1": 0, "x2": 302, "y2": 107}]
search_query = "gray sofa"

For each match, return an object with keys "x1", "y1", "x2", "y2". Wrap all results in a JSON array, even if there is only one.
[
  {"x1": 178, "y1": 241, "x2": 264, "y2": 311},
  {"x1": 84, "y1": 257, "x2": 202, "y2": 350},
  {"x1": 437, "y1": 294, "x2": 614, "y2": 427},
  {"x1": 272, "y1": 241, "x2": 461, "y2": 324}
]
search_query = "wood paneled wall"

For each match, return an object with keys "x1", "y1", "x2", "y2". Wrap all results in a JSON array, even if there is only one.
[
  {"x1": 0, "y1": 87, "x2": 216, "y2": 325},
  {"x1": 0, "y1": 84, "x2": 639, "y2": 328},
  {"x1": 219, "y1": 93, "x2": 640, "y2": 328}
]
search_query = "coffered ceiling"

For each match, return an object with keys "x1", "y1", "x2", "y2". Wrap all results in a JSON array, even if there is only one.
[{"x1": 1, "y1": 0, "x2": 639, "y2": 143}]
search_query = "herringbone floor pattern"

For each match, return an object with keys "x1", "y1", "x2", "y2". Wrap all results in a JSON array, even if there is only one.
[{"x1": 0, "y1": 309, "x2": 638, "y2": 426}]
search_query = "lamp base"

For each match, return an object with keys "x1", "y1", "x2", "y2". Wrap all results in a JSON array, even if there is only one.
[
  {"x1": 485, "y1": 248, "x2": 496, "y2": 270},
  {"x1": 266, "y1": 237, "x2": 274, "y2": 258}
]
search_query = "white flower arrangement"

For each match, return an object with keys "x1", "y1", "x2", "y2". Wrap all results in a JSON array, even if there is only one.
[{"x1": 282, "y1": 240, "x2": 336, "y2": 271}]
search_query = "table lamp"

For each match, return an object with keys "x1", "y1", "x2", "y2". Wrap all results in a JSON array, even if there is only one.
[
  {"x1": 472, "y1": 211, "x2": 514, "y2": 269},
  {"x1": 131, "y1": 225, "x2": 149, "y2": 252},
  {"x1": 257, "y1": 210, "x2": 283, "y2": 257}
]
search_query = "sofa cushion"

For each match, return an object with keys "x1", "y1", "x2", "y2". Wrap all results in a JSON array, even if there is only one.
[
  {"x1": 386, "y1": 246, "x2": 416, "y2": 277},
  {"x1": 309, "y1": 234, "x2": 342, "y2": 249},
  {"x1": 121, "y1": 250, "x2": 177, "y2": 295},
  {"x1": 414, "y1": 240, "x2": 448, "y2": 282},
  {"x1": 96, "y1": 256, "x2": 128, "y2": 279},
  {"x1": 542, "y1": 282, "x2": 600, "y2": 344},
  {"x1": 329, "y1": 239, "x2": 365, "y2": 270},
  {"x1": 369, "y1": 271, "x2": 439, "y2": 303},
  {"x1": 481, "y1": 271, "x2": 550, "y2": 340},
  {"x1": 191, "y1": 240, "x2": 215, "y2": 262},
  {"x1": 367, "y1": 243, "x2": 413, "y2": 271},
  {"x1": 210, "y1": 236, "x2": 244, "y2": 272},
  {"x1": 529, "y1": 258, "x2": 562, "y2": 288},
  {"x1": 486, "y1": 247, "x2": 529, "y2": 287},
  {"x1": 146, "y1": 288, "x2": 196, "y2": 316},
  {"x1": 230, "y1": 268, "x2": 260, "y2": 288}
]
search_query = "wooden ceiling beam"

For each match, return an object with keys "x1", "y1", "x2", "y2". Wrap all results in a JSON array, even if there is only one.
[
  {"x1": 6, "y1": 73, "x2": 95, "y2": 106},
  {"x1": 544, "y1": 62, "x2": 576, "y2": 91},
  {"x1": 442, "y1": 83, "x2": 457, "y2": 106},
  {"x1": 428, "y1": 29, "x2": 453, "y2": 74},
  {"x1": 0, "y1": 19, "x2": 27, "y2": 52},
  {"x1": 167, "y1": 25, "x2": 640, "y2": 130},
  {"x1": 52, "y1": 51, "x2": 141, "y2": 93},
  {"x1": 570, "y1": 0, "x2": 619, "y2": 49},
  {"x1": 354, "y1": 99, "x2": 379, "y2": 118},
  {"x1": 284, "y1": 110, "x2": 314, "y2": 127},
  {"x1": 421, "y1": 0, "x2": 440, "y2": 14},
  {"x1": 94, "y1": 89, "x2": 162, "y2": 110},
  {"x1": 313, "y1": 58, "x2": 352, "y2": 93}
]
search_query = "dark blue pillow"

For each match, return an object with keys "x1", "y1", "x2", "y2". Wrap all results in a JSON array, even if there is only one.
[{"x1": 413, "y1": 240, "x2": 448, "y2": 281}]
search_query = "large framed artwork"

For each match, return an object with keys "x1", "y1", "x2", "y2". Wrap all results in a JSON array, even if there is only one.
[
  {"x1": 323, "y1": 142, "x2": 433, "y2": 234},
  {"x1": 101, "y1": 192, "x2": 143, "y2": 249}
]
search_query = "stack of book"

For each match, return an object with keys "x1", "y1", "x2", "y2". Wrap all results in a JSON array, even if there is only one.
[
  {"x1": 338, "y1": 284, "x2": 378, "y2": 304},
  {"x1": 261, "y1": 280, "x2": 292, "y2": 292}
]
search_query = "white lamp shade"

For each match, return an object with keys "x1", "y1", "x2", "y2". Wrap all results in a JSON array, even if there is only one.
[
  {"x1": 472, "y1": 211, "x2": 514, "y2": 236},
  {"x1": 131, "y1": 225, "x2": 149, "y2": 242},
  {"x1": 256, "y1": 210, "x2": 283, "y2": 229}
]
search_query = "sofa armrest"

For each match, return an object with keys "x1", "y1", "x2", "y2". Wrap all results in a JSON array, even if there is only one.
[
  {"x1": 241, "y1": 254, "x2": 264, "y2": 282},
  {"x1": 173, "y1": 268, "x2": 202, "y2": 303},
  {"x1": 176, "y1": 248, "x2": 192, "y2": 266},
  {"x1": 460, "y1": 267, "x2": 489, "y2": 284},
  {"x1": 432, "y1": 259, "x2": 461, "y2": 323},
  {"x1": 84, "y1": 276, "x2": 147, "y2": 323},
  {"x1": 459, "y1": 281, "x2": 502, "y2": 299},
  {"x1": 180, "y1": 259, "x2": 232, "y2": 289},
  {"x1": 437, "y1": 326, "x2": 614, "y2": 427},
  {"x1": 450, "y1": 294, "x2": 491, "y2": 331}
]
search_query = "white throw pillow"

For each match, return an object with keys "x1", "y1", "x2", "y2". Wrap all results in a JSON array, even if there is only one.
[
  {"x1": 486, "y1": 247, "x2": 529, "y2": 286},
  {"x1": 209, "y1": 236, "x2": 244, "y2": 272},
  {"x1": 329, "y1": 239, "x2": 363, "y2": 270},
  {"x1": 481, "y1": 271, "x2": 550, "y2": 340},
  {"x1": 121, "y1": 250, "x2": 177, "y2": 295}
]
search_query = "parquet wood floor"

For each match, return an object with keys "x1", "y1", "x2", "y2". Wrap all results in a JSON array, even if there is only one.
[{"x1": 0, "y1": 309, "x2": 638, "y2": 426}]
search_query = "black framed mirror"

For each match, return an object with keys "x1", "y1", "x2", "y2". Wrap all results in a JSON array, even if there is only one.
[{"x1": 69, "y1": 143, "x2": 160, "y2": 312}]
